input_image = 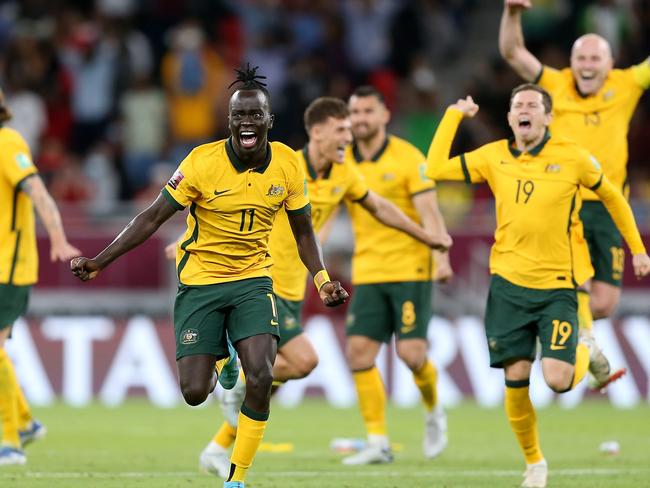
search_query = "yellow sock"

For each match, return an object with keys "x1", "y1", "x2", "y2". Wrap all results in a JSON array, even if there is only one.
[
  {"x1": 228, "y1": 406, "x2": 268, "y2": 483},
  {"x1": 577, "y1": 290, "x2": 593, "y2": 331},
  {"x1": 15, "y1": 383, "x2": 32, "y2": 430},
  {"x1": 0, "y1": 348, "x2": 20, "y2": 447},
  {"x1": 413, "y1": 360, "x2": 438, "y2": 412},
  {"x1": 352, "y1": 367, "x2": 386, "y2": 436},
  {"x1": 504, "y1": 380, "x2": 544, "y2": 465},
  {"x1": 571, "y1": 343, "x2": 590, "y2": 389},
  {"x1": 213, "y1": 421, "x2": 237, "y2": 450}
]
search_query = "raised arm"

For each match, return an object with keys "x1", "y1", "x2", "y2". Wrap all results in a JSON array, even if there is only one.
[
  {"x1": 426, "y1": 96, "x2": 479, "y2": 182},
  {"x1": 499, "y1": 0, "x2": 543, "y2": 81},
  {"x1": 71, "y1": 193, "x2": 178, "y2": 281},
  {"x1": 287, "y1": 211, "x2": 348, "y2": 307},
  {"x1": 21, "y1": 175, "x2": 80, "y2": 262},
  {"x1": 592, "y1": 178, "x2": 650, "y2": 279},
  {"x1": 357, "y1": 191, "x2": 451, "y2": 251}
]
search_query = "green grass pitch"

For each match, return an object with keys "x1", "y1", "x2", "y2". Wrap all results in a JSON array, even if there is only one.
[{"x1": 1, "y1": 399, "x2": 648, "y2": 487}]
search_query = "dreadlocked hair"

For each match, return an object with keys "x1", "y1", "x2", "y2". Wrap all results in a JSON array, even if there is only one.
[{"x1": 228, "y1": 63, "x2": 268, "y2": 91}]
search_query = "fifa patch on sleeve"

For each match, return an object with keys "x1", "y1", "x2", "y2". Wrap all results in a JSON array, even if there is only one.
[
  {"x1": 15, "y1": 153, "x2": 33, "y2": 169},
  {"x1": 168, "y1": 169, "x2": 185, "y2": 190}
]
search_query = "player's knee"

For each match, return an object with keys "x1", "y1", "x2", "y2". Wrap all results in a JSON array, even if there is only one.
[
  {"x1": 294, "y1": 354, "x2": 318, "y2": 379},
  {"x1": 591, "y1": 299, "x2": 616, "y2": 320},
  {"x1": 180, "y1": 382, "x2": 210, "y2": 406},
  {"x1": 544, "y1": 370, "x2": 573, "y2": 393},
  {"x1": 245, "y1": 365, "x2": 274, "y2": 394},
  {"x1": 396, "y1": 349, "x2": 426, "y2": 372}
]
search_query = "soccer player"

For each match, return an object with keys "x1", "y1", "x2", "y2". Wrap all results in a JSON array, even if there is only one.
[
  {"x1": 342, "y1": 86, "x2": 453, "y2": 465},
  {"x1": 198, "y1": 97, "x2": 451, "y2": 477},
  {"x1": 70, "y1": 66, "x2": 349, "y2": 488},
  {"x1": 426, "y1": 85, "x2": 650, "y2": 488},
  {"x1": 499, "y1": 0, "x2": 650, "y2": 389},
  {"x1": 0, "y1": 89, "x2": 80, "y2": 465}
]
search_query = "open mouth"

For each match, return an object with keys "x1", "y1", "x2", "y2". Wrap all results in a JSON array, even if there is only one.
[
  {"x1": 579, "y1": 70, "x2": 597, "y2": 81},
  {"x1": 518, "y1": 118, "x2": 531, "y2": 129},
  {"x1": 240, "y1": 131, "x2": 258, "y2": 148}
]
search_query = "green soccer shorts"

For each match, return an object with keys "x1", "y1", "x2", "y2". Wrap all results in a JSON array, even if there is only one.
[
  {"x1": 346, "y1": 281, "x2": 432, "y2": 343},
  {"x1": 0, "y1": 284, "x2": 30, "y2": 330},
  {"x1": 277, "y1": 297, "x2": 304, "y2": 348},
  {"x1": 174, "y1": 277, "x2": 279, "y2": 360},
  {"x1": 484, "y1": 274, "x2": 578, "y2": 368},
  {"x1": 580, "y1": 201, "x2": 624, "y2": 286}
]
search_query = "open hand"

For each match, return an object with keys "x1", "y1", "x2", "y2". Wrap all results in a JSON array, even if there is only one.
[
  {"x1": 450, "y1": 96, "x2": 479, "y2": 118},
  {"x1": 632, "y1": 253, "x2": 650, "y2": 279},
  {"x1": 319, "y1": 281, "x2": 349, "y2": 307},
  {"x1": 70, "y1": 257, "x2": 101, "y2": 282},
  {"x1": 51, "y1": 241, "x2": 81, "y2": 262}
]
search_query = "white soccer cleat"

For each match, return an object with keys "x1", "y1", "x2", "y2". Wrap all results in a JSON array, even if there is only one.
[
  {"x1": 342, "y1": 443, "x2": 393, "y2": 465},
  {"x1": 220, "y1": 375, "x2": 246, "y2": 427},
  {"x1": 0, "y1": 446, "x2": 26, "y2": 466},
  {"x1": 423, "y1": 405, "x2": 448, "y2": 459},
  {"x1": 521, "y1": 460, "x2": 547, "y2": 488},
  {"x1": 199, "y1": 443, "x2": 231, "y2": 478},
  {"x1": 579, "y1": 328, "x2": 623, "y2": 391}
]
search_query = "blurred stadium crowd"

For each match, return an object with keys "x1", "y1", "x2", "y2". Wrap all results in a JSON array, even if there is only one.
[{"x1": 1, "y1": 0, "x2": 649, "y2": 227}]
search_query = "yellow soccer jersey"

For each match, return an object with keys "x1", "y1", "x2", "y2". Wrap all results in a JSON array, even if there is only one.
[
  {"x1": 427, "y1": 109, "x2": 645, "y2": 289},
  {"x1": 537, "y1": 60, "x2": 650, "y2": 200},
  {"x1": 162, "y1": 138, "x2": 310, "y2": 285},
  {"x1": 345, "y1": 135, "x2": 435, "y2": 285},
  {"x1": 271, "y1": 146, "x2": 369, "y2": 301},
  {"x1": 0, "y1": 127, "x2": 38, "y2": 285}
]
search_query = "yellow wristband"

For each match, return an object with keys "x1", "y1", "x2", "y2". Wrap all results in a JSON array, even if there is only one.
[{"x1": 314, "y1": 269, "x2": 331, "y2": 292}]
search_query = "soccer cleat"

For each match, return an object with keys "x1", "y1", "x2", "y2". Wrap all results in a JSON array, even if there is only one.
[
  {"x1": 220, "y1": 375, "x2": 246, "y2": 427},
  {"x1": 423, "y1": 405, "x2": 448, "y2": 459},
  {"x1": 217, "y1": 341, "x2": 240, "y2": 390},
  {"x1": 199, "y1": 444, "x2": 230, "y2": 478},
  {"x1": 342, "y1": 443, "x2": 393, "y2": 465},
  {"x1": 521, "y1": 460, "x2": 547, "y2": 488},
  {"x1": 588, "y1": 367, "x2": 627, "y2": 392},
  {"x1": 223, "y1": 481, "x2": 244, "y2": 488},
  {"x1": 0, "y1": 446, "x2": 26, "y2": 466},
  {"x1": 19, "y1": 420, "x2": 47, "y2": 448},
  {"x1": 580, "y1": 329, "x2": 612, "y2": 389}
]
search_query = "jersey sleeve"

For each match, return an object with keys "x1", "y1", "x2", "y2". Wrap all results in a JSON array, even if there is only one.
[
  {"x1": 406, "y1": 149, "x2": 435, "y2": 195},
  {"x1": 344, "y1": 162, "x2": 370, "y2": 202},
  {"x1": 577, "y1": 151, "x2": 605, "y2": 191},
  {"x1": 631, "y1": 58, "x2": 650, "y2": 89},
  {"x1": 0, "y1": 133, "x2": 38, "y2": 187},
  {"x1": 536, "y1": 65, "x2": 565, "y2": 91},
  {"x1": 426, "y1": 108, "x2": 490, "y2": 184},
  {"x1": 284, "y1": 158, "x2": 311, "y2": 215},
  {"x1": 161, "y1": 151, "x2": 201, "y2": 210}
]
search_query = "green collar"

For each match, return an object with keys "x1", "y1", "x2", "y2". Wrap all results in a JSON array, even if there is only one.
[
  {"x1": 508, "y1": 129, "x2": 551, "y2": 158},
  {"x1": 226, "y1": 137, "x2": 272, "y2": 173},
  {"x1": 302, "y1": 145, "x2": 333, "y2": 180},
  {"x1": 352, "y1": 137, "x2": 389, "y2": 163}
]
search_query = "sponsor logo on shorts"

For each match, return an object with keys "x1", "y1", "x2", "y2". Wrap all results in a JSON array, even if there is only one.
[
  {"x1": 266, "y1": 184, "x2": 285, "y2": 197},
  {"x1": 488, "y1": 337, "x2": 499, "y2": 352},
  {"x1": 167, "y1": 170, "x2": 184, "y2": 190},
  {"x1": 271, "y1": 319, "x2": 279, "y2": 327},
  {"x1": 284, "y1": 315, "x2": 297, "y2": 330},
  {"x1": 346, "y1": 314, "x2": 355, "y2": 327},
  {"x1": 181, "y1": 328, "x2": 199, "y2": 345}
]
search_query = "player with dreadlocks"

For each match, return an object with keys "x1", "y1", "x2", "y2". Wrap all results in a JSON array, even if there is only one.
[{"x1": 71, "y1": 65, "x2": 349, "y2": 488}]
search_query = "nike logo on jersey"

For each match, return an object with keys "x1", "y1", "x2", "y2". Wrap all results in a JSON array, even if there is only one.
[
  {"x1": 214, "y1": 189, "x2": 230, "y2": 196},
  {"x1": 500, "y1": 160, "x2": 509, "y2": 165}
]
